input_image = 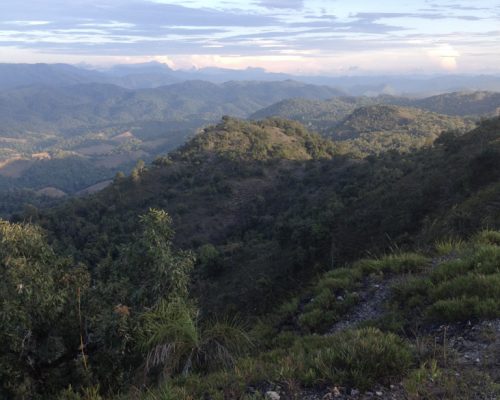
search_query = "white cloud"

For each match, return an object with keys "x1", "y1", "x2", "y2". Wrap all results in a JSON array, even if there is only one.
[{"x1": 4, "y1": 20, "x2": 51, "y2": 26}]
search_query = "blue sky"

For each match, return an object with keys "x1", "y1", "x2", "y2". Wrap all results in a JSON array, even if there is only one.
[{"x1": 0, "y1": 0, "x2": 499, "y2": 74}]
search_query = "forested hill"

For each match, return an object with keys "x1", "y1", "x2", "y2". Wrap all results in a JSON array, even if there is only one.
[
  {"x1": 251, "y1": 90, "x2": 500, "y2": 126},
  {"x1": 0, "y1": 85, "x2": 493, "y2": 205},
  {"x1": 333, "y1": 105, "x2": 469, "y2": 140},
  {"x1": 32, "y1": 116, "x2": 500, "y2": 314},
  {"x1": 330, "y1": 104, "x2": 473, "y2": 154},
  {"x1": 0, "y1": 80, "x2": 343, "y2": 205},
  {"x1": 0, "y1": 80, "x2": 343, "y2": 136},
  {"x1": 176, "y1": 116, "x2": 339, "y2": 161},
  {"x1": 386, "y1": 90, "x2": 500, "y2": 116},
  {"x1": 252, "y1": 99, "x2": 475, "y2": 154},
  {"x1": 3, "y1": 115, "x2": 500, "y2": 399}
]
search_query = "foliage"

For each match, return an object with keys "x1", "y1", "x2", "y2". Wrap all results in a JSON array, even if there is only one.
[
  {"x1": 5, "y1": 115, "x2": 500, "y2": 398},
  {"x1": 391, "y1": 231, "x2": 500, "y2": 324},
  {"x1": 354, "y1": 252, "x2": 429, "y2": 275},
  {"x1": 0, "y1": 220, "x2": 90, "y2": 398}
]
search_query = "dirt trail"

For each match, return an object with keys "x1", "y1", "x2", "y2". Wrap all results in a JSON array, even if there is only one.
[{"x1": 328, "y1": 277, "x2": 397, "y2": 334}]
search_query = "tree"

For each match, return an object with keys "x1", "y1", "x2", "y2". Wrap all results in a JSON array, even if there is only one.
[
  {"x1": 131, "y1": 160, "x2": 146, "y2": 183},
  {"x1": 128, "y1": 210, "x2": 251, "y2": 382},
  {"x1": 0, "y1": 220, "x2": 90, "y2": 398}
]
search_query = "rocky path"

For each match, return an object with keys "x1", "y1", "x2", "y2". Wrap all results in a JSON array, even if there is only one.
[{"x1": 328, "y1": 277, "x2": 397, "y2": 334}]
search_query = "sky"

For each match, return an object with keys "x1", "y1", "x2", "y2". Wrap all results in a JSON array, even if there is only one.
[{"x1": 0, "y1": 0, "x2": 499, "y2": 75}]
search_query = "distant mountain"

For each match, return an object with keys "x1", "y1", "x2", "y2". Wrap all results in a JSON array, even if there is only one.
[
  {"x1": 302, "y1": 74, "x2": 500, "y2": 96},
  {"x1": 332, "y1": 105, "x2": 473, "y2": 154},
  {"x1": 0, "y1": 63, "x2": 109, "y2": 90},
  {"x1": 2, "y1": 63, "x2": 500, "y2": 95},
  {"x1": 334, "y1": 105, "x2": 471, "y2": 140},
  {"x1": 408, "y1": 91, "x2": 500, "y2": 116},
  {"x1": 0, "y1": 80, "x2": 344, "y2": 137},
  {"x1": 252, "y1": 98, "x2": 474, "y2": 154},
  {"x1": 253, "y1": 91, "x2": 500, "y2": 124},
  {"x1": 0, "y1": 62, "x2": 310, "y2": 90},
  {"x1": 250, "y1": 97, "x2": 374, "y2": 130}
]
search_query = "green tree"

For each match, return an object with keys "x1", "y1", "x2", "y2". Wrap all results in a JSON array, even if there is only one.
[
  {"x1": 129, "y1": 210, "x2": 250, "y2": 382},
  {"x1": 0, "y1": 220, "x2": 90, "y2": 398}
]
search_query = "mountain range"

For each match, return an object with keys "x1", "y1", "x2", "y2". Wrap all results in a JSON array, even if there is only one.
[{"x1": 2, "y1": 62, "x2": 500, "y2": 95}]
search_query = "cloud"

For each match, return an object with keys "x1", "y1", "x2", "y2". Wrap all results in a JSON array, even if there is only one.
[
  {"x1": 256, "y1": 0, "x2": 304, "y2": 10},
  {"x1": 352, "y1": 12, "x2": 483, "y2": 21},
  {"x1": 4, "y1": 20, "x2": 51, "y2": 26},
  {"x1": 0, "y1": 0, "x2": 498, "y2": 74}
]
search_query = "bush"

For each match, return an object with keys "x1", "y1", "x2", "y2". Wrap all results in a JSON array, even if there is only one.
[
  {"x1": 473, "y1": 229, "x2": 500, "y2": 246},
  {"x1": 404, "y1": 360, "x2": 500, "y2": 399},
  {"x1": 434, "y1": 238, "x2": 465, "y2": 255},
  {"x1": 427, "y1": 297, "x2": 500, "y2": 322},
  {"x1": 296, "y1": 328, "x2": 412, "y2": 390},
  {"x1": 355, "y1": 253, "x2": 429, "y2": 275}
]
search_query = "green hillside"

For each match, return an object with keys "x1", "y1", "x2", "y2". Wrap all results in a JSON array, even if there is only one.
[
  {"x1": 0, "y1": 80, "x2": 344, "y2": 202},
  {"x1": 410, "y1": 90, "x2": 500, "y2": 116},
  {"x1": 332, "y1": 104, "x2": 473, "y2": 154},
  {"x1": 1, "y1": 116, "x2": 500, "y2": 399},
  {"x1": 0, "y1": 81, "x2": 343, "y2": 137},
  {"x1": 253, "y1": 99, "x2": 474, "y2": 155}
]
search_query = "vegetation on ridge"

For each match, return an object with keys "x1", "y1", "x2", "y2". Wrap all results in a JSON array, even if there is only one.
[{"x1": 1, "y1": 114, "x2": 500, "y2": 398}]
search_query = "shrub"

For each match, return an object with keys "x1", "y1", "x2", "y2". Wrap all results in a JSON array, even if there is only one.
[
  {"x1": 301, "y1": 328, "x2": 412, "y2": 390},
  {"x1": 404, "y1": 360, "x2": 500, "y2": 399},
  {"x1": 355, "y1": 253, "x2": 429, "y2": 275},
  {"x1": 434, "y1": 238, "x2": 465, "y2": 255},
  {"x1": 430, "y1": 259, "x2": 470, "y2": 283},
  {"x1": 427, "y1": 297, "x2": 500, "y2": 322},
  {"x1": 431, "y1": 273, "x2": 500, "y2": 300},
  {"x1": 473, "y1": 229, "x2": 500, "y2": 246}
]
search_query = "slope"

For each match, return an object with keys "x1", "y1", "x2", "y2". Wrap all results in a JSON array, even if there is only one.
[
  {"x1": 29, "y1": 116, "x2": 500, "y2": 317},
  {"x1": 331, "y1": 104, "x2": 473, "y2": 154}
]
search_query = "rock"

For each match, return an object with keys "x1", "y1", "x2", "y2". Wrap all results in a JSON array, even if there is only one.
[
  {"x1": 322, "y1": 393, "x2": 334, "y2": 400},
  {"x1": 336, "y1": 295, "x2": 344, "y2": 301},
  {"x1": 265, "y1": 391, "x2": 280, "y2": 400},
  {"x1": 375, "y1": 391, "x2": 383, "y2": 396},
  {"x1": 332, "y1": 386, "x2": 342, "y2": 397},
  {"x1": 351, "y1": 388, "x2": 360, "y2": 397}
]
